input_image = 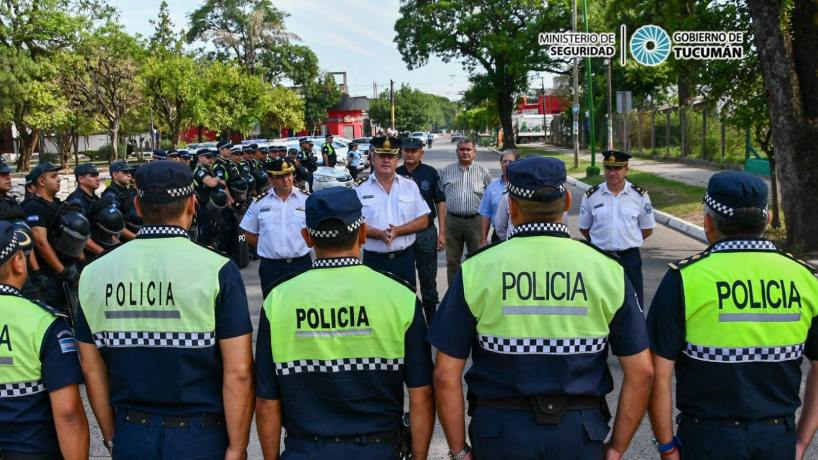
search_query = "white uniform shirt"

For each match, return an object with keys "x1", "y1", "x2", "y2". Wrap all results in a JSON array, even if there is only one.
[
  {"x1": 239, "y1": 188, "x2": 310, "y2": 259},
  {"x1": 578, "y1": 180, "x2": 656, "y2": 251},
  {"x1": 356, "y1": 173, "x2": 430, "y2": 253},
  {"x1": 494, "y1": 193, "x2": 515, "y2": 240}
]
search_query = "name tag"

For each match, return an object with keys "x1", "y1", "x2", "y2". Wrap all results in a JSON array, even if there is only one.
[
  {"x1": 593, "y1": 203, "x2": 604, "y2": 209},
  {"x1": 259, "y1": 207, "x2": 271, "y2": 213}
]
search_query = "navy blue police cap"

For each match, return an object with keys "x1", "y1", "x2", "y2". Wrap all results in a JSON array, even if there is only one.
[
  {"x1": 249, "y1": 143, "x2": 259, "y2": 150},
  {"x1": 178, "y1": 150, "x2": 191, "y2": 160},
  {"x1": 134, "y1": 161, "x2": 194, "y2": 204},
  {"x1": 216, "y1": 140, "x2": 232, "y2": 151},
  {"x1": 305, "y1": 188, "x2": 364, "y2": 237},
  {"x1": 601, "y1": 150, "x2": 631, "y2": 167},
  {"x1": 196, "y1": 148, "x2": 216, "y2": 157},
  {"x1": 110, "y1": 161, "x2": 135, "y2": 173},
  {"x1": 0, "y1": 157, "x2": 11, "y2": 174},
  {"x1": 242, "y1": 145, "x2": 255, "y2": 153},
  {"x1": 74, "y1": 163, "x2": 99, "y2": 177},
  {"x1": 0, "y1": 221, "x2": 21, "y2": 266},
  {"x1": 299, "y1": 137, "x2": 312, "y2": 144},
  {"x1": 704, "y1": 171, "x2": 768, "y2": 218},
  {"x1": 167, "y1": 150, "x2": 180, "y2": 158},
  {"x1": 30, "y1": 161, "x2": 62, "y2": 181},
  {"x1": 506, "y1": 156, "x2": 566, "y2": 202},
  {"x1": 24, "y1": 172, "x2": 34, "y2": 186},
  {"x1": 370, "y1": 136, "x2": 401, "y2": 155},
  {"x1": 152, "y1": 149, "x2": 167, "y2": 160},
  {"x1": 259, "y1": 147, "x2": 269, "y2": 153},
  {"x1": 401, "y1": 137, "x2": 423, "y2": 149}
]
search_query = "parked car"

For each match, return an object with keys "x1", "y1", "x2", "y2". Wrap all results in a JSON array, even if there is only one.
[
  {"x1": 312, "y1": 166, "x2": 356, "y2": 192},
  {"x1": 450, "y1": 133, "x2": 464, "y2": 143},
  {"x1": 411, "y1": 131, "x2": 427, "y2": 143}
]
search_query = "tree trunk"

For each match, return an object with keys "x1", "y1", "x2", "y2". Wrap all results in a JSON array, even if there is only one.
[
  {"x1": 14, "y1": 126, "x2": 41, "y2": 172},
  {"x1": 747, "y1": 0, "x2": 818, "y2": 252},
  {"x1": 677, "y1": 72, "x2": 694, "y2": 157},
  {"x1": 110, "y1": 120, "x2": 120, "y2": 161},
  {"x1": 497, "y1": 73, "x2": 516, "y2": 150}
]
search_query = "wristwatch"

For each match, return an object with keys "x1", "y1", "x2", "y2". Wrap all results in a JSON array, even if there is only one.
[
  {"x1": 449, "y1": 444, "x2": 471, "y2": 460},
  {"x1": 103, "y1": 438, "x2": 114, "y2": 451}
]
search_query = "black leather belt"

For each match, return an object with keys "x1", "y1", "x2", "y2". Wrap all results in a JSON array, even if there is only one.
[
  {"x1": 679, "y1": 414, "x2": 792, "y2": 427},
  {"x1": 476, "y1": 395, "x2": 607, "y2": 425},
  {"x1": 286, "y1": 430, "x2": 398, "y2": 444},
  {"x1": 448, "y1": 212, "x2": 479, "y2": 219},
  {"x1": 263, "y1": 254, "x2": 310, "y2": 264},
  {"x1": 364, "y1": 248, "x2": 411, "y2": 259},
  {"x1": 613, "y1": 247, "x2": 640, "y2": 256},
  {"x1": 122, "y1": 408, "x2": 225, "y2": 428}
]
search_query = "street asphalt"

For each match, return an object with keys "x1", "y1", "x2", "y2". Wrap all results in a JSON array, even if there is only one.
[{"x1": 82, "y1": 141, "x2": 818, "y2": 459}]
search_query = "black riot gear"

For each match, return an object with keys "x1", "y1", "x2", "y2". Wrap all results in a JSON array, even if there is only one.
[{"x1": 53, "y1": 210, "x2": 90, "y2": 259}]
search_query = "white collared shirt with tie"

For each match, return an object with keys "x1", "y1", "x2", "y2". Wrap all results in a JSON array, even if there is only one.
[
  {"x1": 240, "y1": 188, "x2": 311, "y2": 259},
  {"x1": 356, "y1": 173, "x2": 430, "y2": 253},
  {"x1": 578, "y1": 180, "x2": 656, "y2": 251}
]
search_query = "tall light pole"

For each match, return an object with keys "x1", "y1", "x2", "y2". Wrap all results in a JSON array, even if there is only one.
[
  {"x1": 584, "y1": 0, "x2": 598, "y2": 176},
  {"x1": 390, "y1": 79, "x2": 396, "y2": 132},
  {"x1": 606, "y1": 58, "x2": 614, "y2": 150},
  {"x1": 541, "y1": 75, "x2": 547, "y2": 142},
  {"x1": 572, "y1": 0, "x2": 579, "y2": 168}
]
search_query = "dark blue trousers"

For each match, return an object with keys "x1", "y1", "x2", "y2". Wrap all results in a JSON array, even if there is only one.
[
  {"x1": 412, "y1": 225, "x2": 439, "y2": 324},
  {"x1": 112, "y1": 411, "x2": 228, "y2": 460},
  {"x1": 281, "y1": 436, "x2": 400, "y2": 460},
  {"x1": 615, "y1": 247, "x2": 644, "y2": 306},
  {"x1": 468, "y1": 407, "x2": 609, "y2": 460},
  {"x1": 259, "y1": 254, "x2": 312, "y2": 298},
  {"x1": 363, "y1": 249, "x2": 416, "y2": 289},
  {"x1": 677, "y1": 415, "x2": 795, "y2": 460}
]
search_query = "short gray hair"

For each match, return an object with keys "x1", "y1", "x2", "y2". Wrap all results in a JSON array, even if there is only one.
[{"x1": 456, "y1": 138, "x2": 475, "y2": 150}]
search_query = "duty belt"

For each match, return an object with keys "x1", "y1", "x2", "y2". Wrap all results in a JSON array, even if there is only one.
[
  {"x1": 474, "y1": 394, "x2": 608, "y2": 425},
  {"x1": 286, "y1": 430, "x2": 399, "y2": 444},
  {"x1": 448, "y1": 212, "x2": 479, "y2": 219},
  {"x1": 121, "y1": 408, "x2": 225, "y2": 428},
  {"x1": 678, "y1": 414, "x2": 793, "y2": 428}
]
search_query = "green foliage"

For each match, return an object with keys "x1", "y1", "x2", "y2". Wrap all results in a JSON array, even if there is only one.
[
  {"x1": 304, "y1": 74, "x2": 341, "y2": 133},
  {"x1": 141, "y1": 54, "x2": 204, "y2": 146},
  {"x1": 369, "y1": 85, "x2": 460, "y2": 132}
]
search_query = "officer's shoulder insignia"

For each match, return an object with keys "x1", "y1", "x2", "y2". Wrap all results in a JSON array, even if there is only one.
[
  {"x1": 29, "y1": 298, "x2": 67, "y2": 319},
  {"x1": 672, "y1": 250, "x2": 712, "y2": 270},
  {"x1": 777, "y1": 250, "x2": 818, "y2": 274},
  {"x1": 464, "y1": 240, "x2": 503, "y2": 260},
  {"x1": 372, "y1": 269, "x2": 415, "y2": 293},
  {"x1": 585, "y1": 184, "x2": 600, "y2": 198},
  {"x1": 579, "y1": 239, "x2": 619, "y2": 261},
  {"x1": 631, "y1": 184, "x2": 647, "y2": 196}
]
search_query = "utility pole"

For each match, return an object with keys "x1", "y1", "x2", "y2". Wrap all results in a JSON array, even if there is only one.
[
  {"x1": 541, "y1": 76, "x2": 546, "y2": 142},
  {"x1": 390, "y1": 79, "x2": 395, "y2": 132},
  {"x1": 584, "y1": 0, "x2": 598, "y2": 176},
  {"x1": 373, "y1": 81, "x2": 377, "y2": 99},
  {"x1": 571, "y1": 0, "x2": 579, "y2": 168},
  {"x1": 149, "y1": 108, "x2": 155, "y2": 152},
  {"x1": 606, "y1": 59, "x2": 613, "y2": 150}
]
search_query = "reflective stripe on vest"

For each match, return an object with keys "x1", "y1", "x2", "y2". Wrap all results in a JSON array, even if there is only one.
[
  {"x1": 78, "y1": 236, "x2": 227, "y2": 349},
  {"x1": 680, "y1": 241, "x2": 818, "y2": 363},
  {"x1": 0, "y1": 292, "x2": 56, "y2": 398},
  {"x1": 264, "y1": 263, "x2": 415, "y2": 376},
  {"x1": 461, "y1": 234, "x2": 625, "y2": 356}
]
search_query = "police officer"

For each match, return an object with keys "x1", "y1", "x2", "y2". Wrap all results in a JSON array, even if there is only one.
[
  {"x1": 0, "y1": 222, "x2": 90, "y2": 460},
  {"x1": 296, "y1": 138, "x2": 318, "y2": 191},
  {"x1": 76, "y1": 161, "x2": 254, "y2": 459},
  {"x1": 647, "y1": 171, "x2": 818, "y2": 460},
  {"x1": 239, "y1": 158, "x2": 311, "y2": 297},
  {"x1": 579, "y1": 150, "x2": 655, "y2": 305},
  {"x1": 347, "y1": 141, "x2": 364, "y2": 180},
  {"x1": 102, "y1": 160, "x2": 139, "y2": 242},
  {"x1": 178, "y1": 149, "x2": 191, "y2": 168},
  {"x1": 429, "y1": 156, "x2": 653, "y2": 460},
  {"x1": 212, "y1": 141, "x2": 243, "y2": 253},
  {"x1": 67, "y1": 163, "x2": 105, "y2": 259},
  {"x1": 254, "y1": 187, "x2": 434, "y2": 460},
  {"x1": 396, "y1": 137, "x2": 446, "y2": 325},
  {"x1": 167, "y1": 149, "x2": 180, "y2": 162},
  {"x1": 151, "y1": 149, "x2": 167, "y2": 161},
  {"x1": 193, "y1": 149, "x2": 225, "y2": 247},
  {"x1": 356, "y1": 136, "x2": 430, "y2": 288},
  {"x1": 239, "y1": 145, "x2": 257, "y2": 198},
  {"x1": 0, "y1": 156, "x2": 19, "y2": 216},
  {"x1": 22, "y1": 162, "x2": 88, "y2": 311},
  {"x1": 322, "y1": 133, "x2": 337, "y2": 167}
]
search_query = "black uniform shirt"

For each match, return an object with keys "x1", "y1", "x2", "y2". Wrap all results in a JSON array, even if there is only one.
[
  {"x1": 396, "y1": 162, "x2": 445, "y2": 226},
  {"x1": 66, "y1": 188, "x2": 98, "y2": 217}
]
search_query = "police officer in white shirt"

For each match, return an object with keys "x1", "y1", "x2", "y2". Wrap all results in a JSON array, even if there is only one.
[
  {"x1": 579, "y1": 150, "x2": 655, "y2": 305},
  {"x1": 240, "y1": 158, "x2": 311, "y2": 297},
  {"x1": 356, "y1": 136, "x2": 430, "y2": 287}
]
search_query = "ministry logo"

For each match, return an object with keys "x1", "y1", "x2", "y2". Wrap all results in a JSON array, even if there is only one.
[{"x1": 629, "y1": 25, "x2": 672, "y2": 66}]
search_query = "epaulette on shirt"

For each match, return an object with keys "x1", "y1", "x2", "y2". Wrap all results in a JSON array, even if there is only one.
[
  {"x1": 631, "y1": 184, "x2": 647, "y2": 196},
  {"x1": 668, "y1": 250, "x2": 711, "y2": 270},
  {"x1": 29, "y1": 298, "x2": 68, "y2": 320},
  {"x1": 464, "y1": 239, "x2": 503, "y2": 261},
  {"x1": 584, "y1": 184, "x2": 600, "y2": 198},
  {"x1": 579, "y1": 239, "x2": 620, "y2": 261}
]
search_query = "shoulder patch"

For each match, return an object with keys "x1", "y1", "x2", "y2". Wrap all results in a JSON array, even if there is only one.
[
  {"x1": 584, "y1": 184, "x2": 600, "y2": 198},
  {"x1": 671, "y1": 250, "x2": 712, "y2": 270},
  {"x1": 464, "y1": 240, "x2": 504, "y2": 260},
  {"x1": 631, "y1": 184, "x2": 647, "y2": 196},
  {"x1": 777, "y1": 250, "x2": 818, "y2": 274},
  {"x1": 578, "y1": 239, "x2": 619, "y2": 261},
  {"x1": 372, "y1": 269, "x2": 416, "y2": 293}
]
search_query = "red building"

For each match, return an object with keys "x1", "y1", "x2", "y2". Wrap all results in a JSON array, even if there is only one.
[
  {"x1": 517, "y1": 94, "x2": 570, "y2": 115},
  {"x1": 322, "y1": 96, "x2": 369, "y2": 139}
]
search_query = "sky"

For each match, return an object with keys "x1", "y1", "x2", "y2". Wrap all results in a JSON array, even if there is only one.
[{"x1": 113, "y1": 0, "x2": 480, "y2": 100}]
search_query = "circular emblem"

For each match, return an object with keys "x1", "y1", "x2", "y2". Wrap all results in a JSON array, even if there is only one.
[
  {"x1": 420, "y1": 180, "x2": 430, "y2": 192},
  {"x1": 630, "y1": 25, "x2": 671, "y2": 66}
]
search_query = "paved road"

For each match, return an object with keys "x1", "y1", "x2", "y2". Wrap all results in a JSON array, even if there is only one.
[{"x1": 83, "y1": 141, "x2": 818, "y2": 459}]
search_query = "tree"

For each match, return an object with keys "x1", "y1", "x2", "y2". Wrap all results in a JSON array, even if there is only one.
[
  {"x1": 149, "y1": 0, "x2": 179, "y2": 54},
  {"x1": 62, "y1": 22, "x2": 145, "y2": 160},
  {"x1": 141, "y1": 55, "x2": 203, "y2": 148},
  {"x1": 395, "y1": 0, "x2": 571, "y2": 149},
  {"x1": 746, "y1": 0, "x2": 818, "y2": 253},
  {"x1": 186, "y1": 0, "x2": 297, "y2": 77},
  {"x1": 0, "y1": 0, "x2": 107, "y2": 170},
  {"x1": 303, "y1": 73, "x2": 341, "y2": 134}
]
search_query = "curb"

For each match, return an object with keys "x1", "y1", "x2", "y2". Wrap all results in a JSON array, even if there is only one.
[{"x1": 488, "y1": 146, "x2": 708, "y2": 243}]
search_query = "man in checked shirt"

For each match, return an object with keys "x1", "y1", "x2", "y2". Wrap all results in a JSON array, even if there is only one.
[{"x1": 438, "y1": 139, "x2": 492, "y2": 283}]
